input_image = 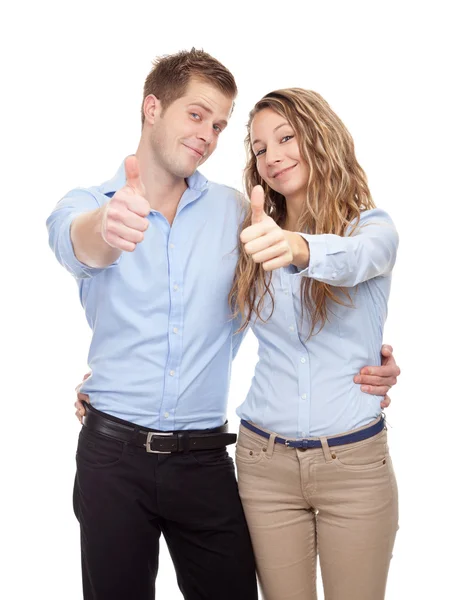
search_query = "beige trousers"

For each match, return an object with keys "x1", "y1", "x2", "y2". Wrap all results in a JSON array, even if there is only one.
[{"x1": 236, "y1": 419, "x2": 398, "y2": 600}]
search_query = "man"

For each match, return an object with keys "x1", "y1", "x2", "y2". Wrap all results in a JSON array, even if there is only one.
[{"x1": 47, "y1": 49, "x2": 400, "y2": 600}]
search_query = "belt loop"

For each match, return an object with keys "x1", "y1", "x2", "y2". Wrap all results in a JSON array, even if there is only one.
[
  {"x1": 179, "y1": 431, "x2": 190, "y2": 454},
  {"x1": 320, "y1": 436, "x2": 333, "y2": 462},
  {"x1": 265, "y1": 433, "x2": 277, "y2": 458},
  {"x1": 126, "y1": 426, "x2": 140, "y2": 454}
]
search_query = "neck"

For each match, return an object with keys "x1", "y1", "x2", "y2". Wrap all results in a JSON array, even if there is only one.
[
  {"x1": 135, "y1": 140, "x2": 188, "y2": 214},
  {"x1": 284, "y1": 192, "x2": 306, "y2": 232}
]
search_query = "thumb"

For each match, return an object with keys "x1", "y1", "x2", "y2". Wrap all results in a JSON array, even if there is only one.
[
  {"x1": 251, "y1": 185, "x2": 265, "y2": 224},
  {"x1": 124, "y1": 155, "x2": 146, "y2": 196}
]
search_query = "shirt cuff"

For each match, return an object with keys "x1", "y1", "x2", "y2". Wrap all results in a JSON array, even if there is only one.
[{"x1": 293, "y1": 233, "x2": 351, "y2": 283}]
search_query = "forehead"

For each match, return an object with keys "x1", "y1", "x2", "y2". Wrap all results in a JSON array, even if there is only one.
[
  {"x1": 250, "y1": 108, "x2": 290, "y2": 140},
  {"x1": 176, "y1": 77, "x2": 234, "y2": 119}
]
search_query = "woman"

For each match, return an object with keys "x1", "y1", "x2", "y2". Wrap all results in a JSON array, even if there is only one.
[{"x1": 230, "y1": 89, "x2": 399, "y2": 600}]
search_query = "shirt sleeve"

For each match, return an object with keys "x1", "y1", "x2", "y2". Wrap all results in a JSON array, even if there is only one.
[
  {"x1": 296, "y1": 208, "x2": 398, "y2": 287},
  {"x1": 46, "y1": 188, "x2": 121, "y2": 279}
]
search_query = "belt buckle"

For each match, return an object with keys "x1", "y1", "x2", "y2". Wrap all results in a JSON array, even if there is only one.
[{"x1": 145, "y1": 431, "x2": 173, "y2": 454}]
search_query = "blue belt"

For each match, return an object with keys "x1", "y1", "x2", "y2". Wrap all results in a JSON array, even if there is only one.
[{"x1": 240, "y1": 417, "x2": 385, "y2": 449}]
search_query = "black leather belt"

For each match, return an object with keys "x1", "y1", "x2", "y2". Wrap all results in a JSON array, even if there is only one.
[{"x1": 83, "y1": 404, "x2": 237, "y2": 454}]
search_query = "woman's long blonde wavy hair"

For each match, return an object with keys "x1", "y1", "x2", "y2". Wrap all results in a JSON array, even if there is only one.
[{"x1": 229, "y1": 88, "x2": 376, "y2": 337}]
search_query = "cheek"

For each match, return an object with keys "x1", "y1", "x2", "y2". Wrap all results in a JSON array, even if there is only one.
[
  {"x1": 209, "y1": 137, "x2": 219, "y2": 152},
  {"x1": 293, "y1": 164, "x2": 310, "y2": 191},
  {"x1": 300, "y1": 163, "x2": 310, "y2": 183},
  {"x1": 256, "y1": 159, "x2": 267, "y2": 180},
  {"x1": 179, "y1": 121, "x2": 196, "y2": 139}
]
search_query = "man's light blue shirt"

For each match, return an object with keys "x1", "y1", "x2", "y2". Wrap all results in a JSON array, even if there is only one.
[
  {"x1": 47, "y1": 163, "x2": 246, "y2": 430},
  {"x1": 237, "y1": 209, "x2": 399, "y2": 438}
]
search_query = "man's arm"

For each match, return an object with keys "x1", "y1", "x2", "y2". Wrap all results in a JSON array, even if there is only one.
[
  {"x1": 71, "y1": 156, "x2": 150, "y2": 267},
  {"x1": 70, "y1": 208, "x2": 122, "y2": 269},
  {"x1": 47, "y1": 189, "x2": 108, "y2": 279},
  {"x1": 355, "y1": 344, "x2": 400, "y2": 408},
  {"x1": 75, "y1": 373, "x2": 91, "y2": 424},
  {"x1": 47, "y1": 155, "x2": 150, "y2": 277}
]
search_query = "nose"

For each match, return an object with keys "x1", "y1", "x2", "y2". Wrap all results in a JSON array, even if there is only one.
[
  {"x1": 265, "y1": 144, "x2": 282, "y2": 167},
  {"x1": 196, "y1": 123, "x2": 214, "y2": 145}
]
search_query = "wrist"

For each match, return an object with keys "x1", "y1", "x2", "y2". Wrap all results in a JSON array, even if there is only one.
[{"x1": 286, "y1": 232, "x2": 309, "y2": 269}]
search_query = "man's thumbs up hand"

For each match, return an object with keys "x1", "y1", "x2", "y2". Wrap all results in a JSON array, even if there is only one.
[{"x1": 101, "y1": 155, "x2": 151, "y2": 252}]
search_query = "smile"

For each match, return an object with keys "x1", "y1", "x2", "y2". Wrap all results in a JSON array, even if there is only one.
[
  {"x1": 183, "y1": 144, "x2": 204, "y2": 158},
  {"x1": 273, "y1": 164, "x2": 297, "y2": 179}
]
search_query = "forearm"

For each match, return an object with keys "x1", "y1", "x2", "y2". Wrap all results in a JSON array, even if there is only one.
[
  {"x1": 294, "y1": 210, "x2": 399, "y2": 286},
  {"x1": 70, "y1": 207, "x2": 122, "y2": 268},
  {"x1": 300, "y1": 232, "x2": 397, "y2": 286}
]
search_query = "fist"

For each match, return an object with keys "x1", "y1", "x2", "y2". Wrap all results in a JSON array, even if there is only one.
[
  {"x1": 240, "y1": 185, "x2": 294, "y2": 272},
  {"x1": 101, "y1": 155, "x2": 150, "y2": 252}
]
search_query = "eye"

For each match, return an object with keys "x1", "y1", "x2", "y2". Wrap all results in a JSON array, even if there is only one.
[
  {"x1": 213, "y1": 124, "x2": 222, "y2": 134},
  {"x1": 281, "y1": 135, "x2": 293, "y2": 143},
  {"x1": 255, "y1": 148, "x2": 266, "y2": 157},
  {"x1": 190, "y1": 112, "x2": 201, "y2": 121}
]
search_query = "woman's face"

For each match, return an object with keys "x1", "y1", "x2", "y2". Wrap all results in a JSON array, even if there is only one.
[{"x1": 250, "y1": 108, "x2": 309, "y2": 201}]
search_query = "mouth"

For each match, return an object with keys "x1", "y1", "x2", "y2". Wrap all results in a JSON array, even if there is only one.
[
  {"x1": 183, "y1": 144, "x2": 205, "y2": 159},
  {"x1": 272, "y1": 164, "x2": 297, "y2": 179}
]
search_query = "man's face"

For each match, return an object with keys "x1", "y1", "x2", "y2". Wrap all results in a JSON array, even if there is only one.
[{"x1": 146, "y1": 78, "x2": 234, "y2": 178}]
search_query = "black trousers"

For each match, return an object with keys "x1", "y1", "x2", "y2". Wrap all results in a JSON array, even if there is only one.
[{"x1": 73, "y1": 417, "x2": 258, "y2": 600}]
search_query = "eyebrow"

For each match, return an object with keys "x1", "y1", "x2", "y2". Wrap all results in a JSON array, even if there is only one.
[
  {"x1": 252, "y1": 122, "x2": 290, "y2": 147},
  {"x1": 188, "y1": 102, "x2": 228, "y2": 127}
]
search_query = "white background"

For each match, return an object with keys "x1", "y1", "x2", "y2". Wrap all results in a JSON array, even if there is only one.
[{"x1": 1, "y1": 1, "x2": 473, "y2": 598}]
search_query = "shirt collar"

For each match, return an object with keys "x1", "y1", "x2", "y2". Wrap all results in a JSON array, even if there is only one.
[{"x1": 98, "y1": 161, "x2": 209, "y2": 198}]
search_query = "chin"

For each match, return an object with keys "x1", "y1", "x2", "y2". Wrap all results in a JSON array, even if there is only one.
[
  {"x1": 174, "y1": 162, "x2": 198, "y2": 179},
  {"x1": 274, "y1": 183, "x2": 293, "y2": 197},
  {"x1": 280, "y1": 182, "x2": 304, "y2": 198},
  {"x1": 184, "y1": 166, "x2": 198, "y2": 178}
]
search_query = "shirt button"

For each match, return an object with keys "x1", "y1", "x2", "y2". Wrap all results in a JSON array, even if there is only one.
[
  {"x1": 164, "y1": 412, "x2": 169, "y2": 418},
  {"x1": 331, "y1": 272, "x2": 337, "y2": 279},
  {"x1": 169, "y1": 243, "x2": 175, "y2": 249},
  {"x1": 173, "y1": 327, "x2": 178, "y2": 334},
  {"x1": 284, "y1": 289, "x2": 289, "y2": 295},
  {"x1": 169, "y1": 370, "x2": 175, "y2": 376},
  {"x1": 289, "y1": 326, "x2": 295, "y2": 332},
  {"x1": 301, "y1": 394, "x2": 307, "y2": 400},
  {"x1": 300, "y1": 357, "x2": 306, "y2": 364},
  {"x1": 173, "y1": 284, "x2": 179, "y2": 291}
]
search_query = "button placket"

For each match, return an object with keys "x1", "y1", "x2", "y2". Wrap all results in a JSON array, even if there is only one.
[
  {"x1": 297, "y1": 347, "x2": 312, "y2": 438},
  {"x1": 160, "y1": 228, "x2": 183, "y2": 430},
  {"x1": 280, "y1": 268, "x2": 298, "y2": 336},
  {"x1": 282, "y1": 268, "x2": 312, "y2": 438}
]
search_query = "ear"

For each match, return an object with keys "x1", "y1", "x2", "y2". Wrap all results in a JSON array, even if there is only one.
[{"x1": 142, "y1": 94, "x2": 162, "y2": 125}]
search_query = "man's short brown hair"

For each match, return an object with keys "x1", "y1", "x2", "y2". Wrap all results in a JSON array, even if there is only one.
[{"x1": 141, "y1": 48, "x2": 238, "y2": 125}]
